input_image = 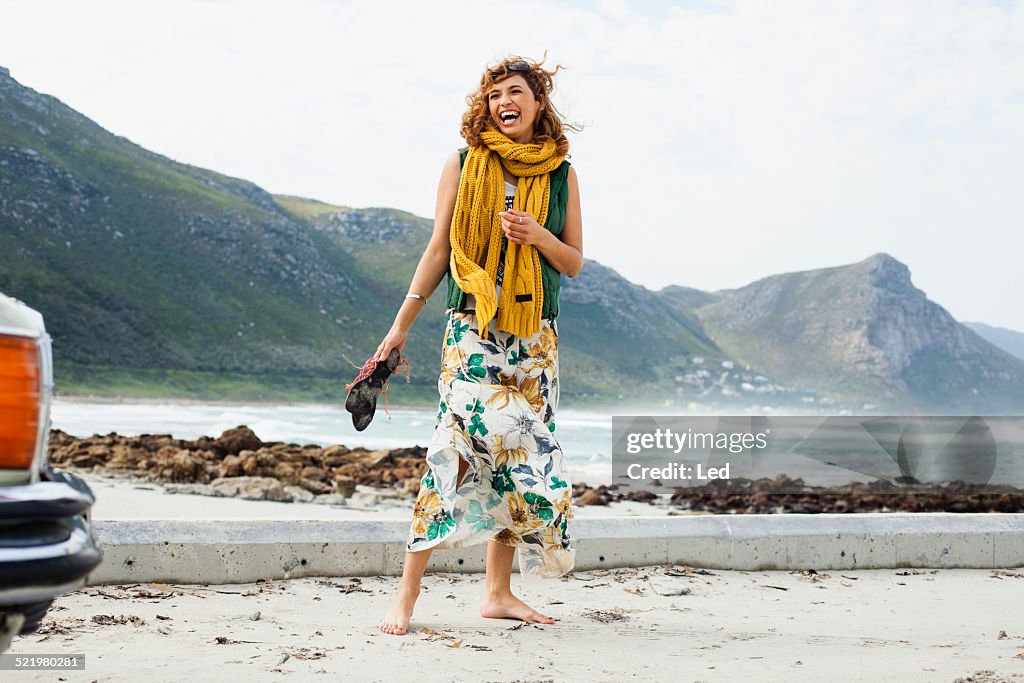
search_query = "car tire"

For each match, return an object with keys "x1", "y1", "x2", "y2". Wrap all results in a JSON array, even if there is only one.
[{"x1": 10, "y1": 599, "x2": 54, "y2": 634}]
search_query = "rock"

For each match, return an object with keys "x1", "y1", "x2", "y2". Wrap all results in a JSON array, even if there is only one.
[
  {"x1": 275, "y1": 463, "x2": 297, "y2": 482},
  {"x1": 169, "y1": 450, "x2": 205, "y2": 482},
  {"x1": 218, "y1": 454, "x2": 243, "y2": 477},
  {"x1": 283, "y1": 485, "x2": 315, "y2": 503},
  {"x1": 365, "y1": 449, "x2": 393, "y2": 467},
  {"x1": 300, "y1": 466, "x2": 326, "y2": 482},
  {"x1": 332, "y1": 475, "x2": 357, "y2": 498},
  {"x1": 298, "y1": 478, "x2": 332, "y2": 495},
  {"x1": 312, "y1": 494, "x2": 349, "y2": 506},
  {"x1": 210, "y1": 476, "x2": 288, "y2": 501},
  {"x1": 321, "y1": 444, "x2": 353, "y2": 466},
  {"x1": 215, "y1": 426, "x2": 263, "y2": 455},
  {"x1": 240, "y1": 451, "x2": 260, "y2": 476},
  {"x1": 347, "y1": 492, "x2": 379, "y2": 507},
  {"x1": 576, "y1": 489, "x2": 609, "y2": 506},
  {"x1": 163, "y1": 483, "x2": 216, "y2": 496}
]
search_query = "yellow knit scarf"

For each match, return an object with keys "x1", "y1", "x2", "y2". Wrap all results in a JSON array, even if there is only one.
[{"x1": 448, "y1": 128, "x2": 565, "y2": 338}]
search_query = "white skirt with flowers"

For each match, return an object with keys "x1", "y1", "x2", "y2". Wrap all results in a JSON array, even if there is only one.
[{"x1": 404, "y1": 308, "x2": 576, "y2": 580}]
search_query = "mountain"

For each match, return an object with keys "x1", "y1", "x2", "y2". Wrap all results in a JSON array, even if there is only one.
[
  {"x1": 677, "y1": 253, "x2": 1024, "y2": 412},
  {"x1": 276, "y1": 196, "x2": 741, "y2": 401},
  {"x1": 964, "y1": 322, "x2": 1024, "y2": 363},
  {"x1": 0, "y1": 66, "x2": 761, "y2": 405},
  {"x1": 2, "y1": 65, "x2": 1020, "y2": 412},
  {"x1": 0, "y1": 66, "x2": 400, "y2": 392}
]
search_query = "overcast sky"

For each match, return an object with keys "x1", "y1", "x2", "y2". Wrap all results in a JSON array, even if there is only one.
[{"x1": 2, "y1": 0, "x2": 1022, "y2": 330}]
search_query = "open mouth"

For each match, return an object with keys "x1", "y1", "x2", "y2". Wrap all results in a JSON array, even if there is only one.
[{"x1": 499, "y1": 110, "x2": 520, "y2": 126}]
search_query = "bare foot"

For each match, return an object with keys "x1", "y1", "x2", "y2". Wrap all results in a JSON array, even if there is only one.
[
  {"x1": 379, "y1": 583, "x2": 419, "y2": 635},
  {"x1": 480, "y1": 591, "x2": 556, "y2": 624}
]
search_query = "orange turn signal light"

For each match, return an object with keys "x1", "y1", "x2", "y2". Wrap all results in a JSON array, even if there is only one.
[{"x1": 0, "y1": 334, "x2": 40, "y2": 469}]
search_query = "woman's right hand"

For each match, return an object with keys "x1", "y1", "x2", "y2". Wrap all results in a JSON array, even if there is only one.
[{"x1": 374, "y1": 327, "x2": 407, "y2": 363}]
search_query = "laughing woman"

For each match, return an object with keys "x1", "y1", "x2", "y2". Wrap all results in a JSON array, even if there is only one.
[{"x1": 375, "y1": 54, "x2": 584, "y2": 636}]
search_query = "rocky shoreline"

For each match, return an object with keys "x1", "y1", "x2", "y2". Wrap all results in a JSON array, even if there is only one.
[{"x1": 47, "y1": 426, "x2": 1024, "y2": 514}]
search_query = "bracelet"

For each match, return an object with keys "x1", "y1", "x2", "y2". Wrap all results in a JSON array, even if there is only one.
[{"x1": 405, "y1": 293, "x2": 427, "y2": 304}]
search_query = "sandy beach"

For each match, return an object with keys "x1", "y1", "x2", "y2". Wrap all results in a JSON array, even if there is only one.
[
  {"x1": 10, "y1": 429, "x2": 1023, "y2": 681},
  {"x1": 5, "y1": 565, "x2": 1024, "y2": 682}
]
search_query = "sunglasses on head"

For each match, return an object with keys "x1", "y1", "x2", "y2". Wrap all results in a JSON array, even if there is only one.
[{"x1": 490, "y1": 60, "x2": 530, "y2": 78}]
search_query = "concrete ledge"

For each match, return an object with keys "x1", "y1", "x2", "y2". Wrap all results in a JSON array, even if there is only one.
[{"x1": 86, "y1": 513, "x2": 1024, "y2": 585}]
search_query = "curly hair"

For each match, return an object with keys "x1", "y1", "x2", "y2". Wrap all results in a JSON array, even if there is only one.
[{"x1": 460, "y1": 52, "x2": 583, "y2": 156}]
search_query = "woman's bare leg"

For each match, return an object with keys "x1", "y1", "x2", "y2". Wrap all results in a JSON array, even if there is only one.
[
  {"x1": 382, "y1": 456, "x2": 475, "y2": 634},
  {"x1": 379, "y1": 547, "x2": 433, "y2": 635},
  {"x1": 479, "y1": 540, "x2": 556, "y2": 624}
]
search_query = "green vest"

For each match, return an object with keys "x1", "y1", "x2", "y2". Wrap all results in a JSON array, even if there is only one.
[{"x1": 444, "y1": 147, "x2": 571, "y2": 321}]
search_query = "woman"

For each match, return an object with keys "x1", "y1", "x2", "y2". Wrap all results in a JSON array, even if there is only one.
[{"x1": 375, "y1": 55, "x2": 584, "y2": 636}]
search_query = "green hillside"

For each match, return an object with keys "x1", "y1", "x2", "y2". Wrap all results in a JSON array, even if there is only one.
[{"x1": 3, "y1": 65, "x2": 1021, "y2": 413}]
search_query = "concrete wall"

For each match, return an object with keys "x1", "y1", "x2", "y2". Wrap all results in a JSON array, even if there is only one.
[{"x1": 86, "y1": 513, "x2": 1024, "y2": 585}]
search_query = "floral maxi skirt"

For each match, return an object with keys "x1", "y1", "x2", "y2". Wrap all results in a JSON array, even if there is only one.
[{"x1": 405, "y1": 309, "x2": 576, "y2": 579}]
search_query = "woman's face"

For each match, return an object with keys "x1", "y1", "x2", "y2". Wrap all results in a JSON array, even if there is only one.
[{"x1": 487, "y1": 74, "x2": 543, "y2": 142}]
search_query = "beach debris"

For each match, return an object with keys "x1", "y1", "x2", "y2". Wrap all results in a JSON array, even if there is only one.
[
  {"x1": 147, "y1": 582, "x2": 213, "y2": 598},
  {"x1": 447, "y1": 639, "x2": 464, "y2": 648},
  {"x1": 315, "y1": 579, "x2": 371, "y2": 594},
  {"x1": 623, "y1": 586, "x2": 646, "y2": 596},
  {"x1": 663, "y1": 564, "x2": 715, "y2": 577},
  {"x1": 252, "y1": 578, "x2": 282, "y2": 594},
  {"x1": 998, "y1": 631, "x2": 1008, "y2": 639},
  {"x1": 990, "y1": 570, "x2": 1024, "y2": 580},
  {"x1": 35, "y1": 617, "x2": 87, "y2": 636},
  {"x1": 418, "y1": 627, "x2": 456, "y2": 641},
  {"x1": 840, "y1": 575, "x2": 859, "y2": 580},
  {"x1": 581, "y1": 583, "x2": 610, "y2": 589},
  {"x1": 249, "y1": 611, "x2": 261, "y2": 621},
  {"x1": 287, "y1": 647, "x2": 326, "y2": 660},
  {"x1": 91, "y1": 614, "x2": 146, "y2": 626},
  {"x1": 88, "y1": 584, "x2": 182, "y2": 601},
  {"x1": 894, "y1": 570, "x2": 937, "y2": 576},
  {"x1": 760, "y1": 584, "x2": 789, "y2": 591},
  {"x1": 952, "y1": 671, "x2": 1024, "y2": 682},
  {"x1": 581, "y1": 607, "x2": 630, "y2": 623},
  {"x1": 156, "y1": 614, "x2": 172, "y2": 620},
  {"x1": 214, "y1": 635, "x2": 261, "y2": 645},
  {"x1": 277, "y1": 653, "x2": 290, "y2": 666},
  {"x1": 646, "y1": 577, "x2": 691, "y2": 597},
  {"x1": 791, "y1": 569, "x2": 830, "y2": 582}
]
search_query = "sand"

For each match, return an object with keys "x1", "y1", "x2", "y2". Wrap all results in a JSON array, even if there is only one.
[
  {"x1": 81, "y1": 472, "x2": 676, "y2": 521},
  {"x1": 6, "y1": 565, "x2": 1024, "y2": 682}
]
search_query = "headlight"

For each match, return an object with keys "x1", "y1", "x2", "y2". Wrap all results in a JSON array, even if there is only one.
[{"x1": 0, "y1": 331, "x2": 51, "y2": 472}]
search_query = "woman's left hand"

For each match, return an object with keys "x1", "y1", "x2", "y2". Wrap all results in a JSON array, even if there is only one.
[{"x1": 499, "y1": 210, "x2": 546, "y2": 246}]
